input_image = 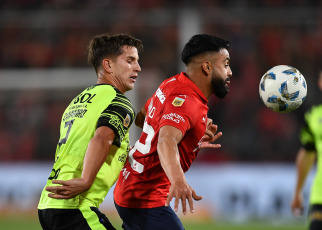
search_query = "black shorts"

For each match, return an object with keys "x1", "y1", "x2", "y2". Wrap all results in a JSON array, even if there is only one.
[
  {"x1": 115, "y1": 202, "x2": 184, "y2": 230},
  {"x1": 38, "y1": 207, "x2": 116, "y2": 230},
  {"x1": 309, "y1": 204, "x2": 322, "y2": 230}
]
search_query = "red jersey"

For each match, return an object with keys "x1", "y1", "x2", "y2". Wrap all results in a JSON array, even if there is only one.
[{"x1": 114, "y1": 72, "x2": 208, "y2": 208}]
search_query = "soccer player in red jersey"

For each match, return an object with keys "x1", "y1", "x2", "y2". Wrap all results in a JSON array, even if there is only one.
[{"x1": 114, "y1": 34, "x2": 232, "y2": 230}]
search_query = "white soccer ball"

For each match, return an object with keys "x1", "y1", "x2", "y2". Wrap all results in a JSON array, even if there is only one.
[{"x1": 259, "y1": 65, "x2": 307, "y2": 113}]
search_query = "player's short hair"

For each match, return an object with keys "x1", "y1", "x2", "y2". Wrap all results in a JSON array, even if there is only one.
[
  {"x1": 87, "y1": 33, "x2": 143, "y2": 72},
  {"x1": 181, "y1": 34, "x2": 230, "y2": 65}
]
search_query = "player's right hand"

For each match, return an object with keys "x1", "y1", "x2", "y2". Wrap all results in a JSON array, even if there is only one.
[
  {"x1": 46, "y1": 178, "x2": 91, "y2": 199},
  {"x1": 165, "y1": 181, "x2": 202, "y2": 215}
]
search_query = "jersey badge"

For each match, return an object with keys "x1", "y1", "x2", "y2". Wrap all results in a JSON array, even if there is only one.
[
  {"x1": 123, "y1": 114, "x2": 131, "y2": 128},
  {"x1": 172, "y1": 97, "x2": 185, "y2": 107}
]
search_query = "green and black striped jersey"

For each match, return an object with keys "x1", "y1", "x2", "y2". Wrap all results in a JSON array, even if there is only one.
[
  {"x1": 38, "y1": 84, "x2": 135, "y2": 209},
  {"x1": 300, "y1": 104, "x2": 322, "y2": 204}
]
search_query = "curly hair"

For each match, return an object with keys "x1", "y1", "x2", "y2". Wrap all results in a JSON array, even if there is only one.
[{"x1": 181, "y1": 34, "x2": 229, "y2": 65}]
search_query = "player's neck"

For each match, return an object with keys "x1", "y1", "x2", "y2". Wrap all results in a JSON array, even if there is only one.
[
  {"x1": 96, "y1": 72, "x2": 124, "y2": 93},
  {"x1": 185, "y1": 70, "x2": 211, "y2": 98}
]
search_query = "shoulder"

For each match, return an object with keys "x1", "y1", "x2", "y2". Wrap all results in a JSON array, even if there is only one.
[
  {"x1": 311, "y1": 104, "x2": 322, "y2": 112},
  {"x1": 167, "y1": 86, "x2": 200, "y2": 106},
  {"x1": 93, "y1": 84, "x2": 133, "y2": 107},
  {"x1": 156, "y1": 75, "x2": 202, "y2": 106},
  {"x1": 305, "y1": 103, "x2": 322, "y2": 117},
  {"x1": 75, "y1": 85, "x2": 117, "y2": 103},
  {"x1": 85, "y1": 84, "x2": 115, "y2": 93},
  {"x1": 159, "y1": 77, "x2": 196, "y2": 98},
  {"x1": 302, "y1": 104, "x2": 322, "y2": 129}
]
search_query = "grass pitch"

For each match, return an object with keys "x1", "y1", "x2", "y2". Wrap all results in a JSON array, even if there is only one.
[{"x1": 0, "y1": 216, "x2": 306, "y2": 230}]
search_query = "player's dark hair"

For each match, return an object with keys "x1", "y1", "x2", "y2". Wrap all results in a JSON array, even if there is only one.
[
  {"x1": 181, "y1": 34, "x2": 230, "y2": 65},
  {"x1": 87, "y1": 33, "x2": 143, "y2": 73}
]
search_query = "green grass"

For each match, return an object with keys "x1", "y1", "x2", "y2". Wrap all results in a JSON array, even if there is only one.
[
  {"x1": 0, "y1": 216, "x2": 42, "y2": 230},
  {"x1": 0, "y1": 216, "x2": 307, "y2": 230},
  {"x1": 184, "y1": 222, "x2": 306, "y2": 230}
]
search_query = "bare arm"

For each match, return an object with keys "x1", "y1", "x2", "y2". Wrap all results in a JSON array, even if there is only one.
[
  {"x1": 158, "y1": 125, "x2": 202, "y2": 215},
  {"x1": 46, "y1": 126, "x2": 115, "y2": 199},
  {"x1": 291, "y1": 147, "x2": 316, "y2": 216},
  {"x1": 135, "y1": 107, "x2": 146, "y2": 128}
]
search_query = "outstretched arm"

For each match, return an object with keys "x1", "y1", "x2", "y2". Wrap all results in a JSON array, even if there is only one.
[
  {"x1": 158, "y1": 125, "x2": 202, "y2": 215},
  {"x1": 291, "y1": 147, "x2": 316, "y2": 216},
  {"x1": 46, "y1": 126, "x2": 115, "y2": 199}
]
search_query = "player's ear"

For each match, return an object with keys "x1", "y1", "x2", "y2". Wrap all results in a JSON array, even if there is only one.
[
  {"x1": 102, "y1": 58, "x2": 113, "y2": 72},
  {"x1": 201, "y1": 61, "x2": 211, "y2": 76}
]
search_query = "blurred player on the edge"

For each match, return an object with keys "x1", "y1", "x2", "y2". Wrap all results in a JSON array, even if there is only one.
[{"x1": 292, "y1": 71, "x2": 322, "y2": 230}]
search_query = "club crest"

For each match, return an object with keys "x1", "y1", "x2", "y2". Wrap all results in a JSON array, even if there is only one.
[
  {"x1": 123, "y1": 114, "x2": 131, "y2": 128},
  {"x1": 172, "y1": 97, "x2": 185, "y2": 107}
]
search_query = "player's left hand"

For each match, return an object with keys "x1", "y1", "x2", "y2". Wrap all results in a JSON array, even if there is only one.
[
  {"x1": 201, "y1": 118, "x2": 222, "y2": 149},
  {"x1": 46, "y1": 178, "x2": 91, "y2": 199}
]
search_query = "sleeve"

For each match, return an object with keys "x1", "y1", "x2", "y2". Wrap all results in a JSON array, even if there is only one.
[
  {"x1": 159, "y1": 94, "x2": 197, "y2": 136},
  {"x1": 300, "y1": 110, "x2": 316, "y2": 152},
  {"x1": 144, "y1": 97, "x2": 152, "y2": 112},
  {"x1": 97, "y1": 98, "x2": 134, "y2": 147}
]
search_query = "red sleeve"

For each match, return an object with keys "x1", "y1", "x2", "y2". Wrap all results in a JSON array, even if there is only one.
[
  {"x1": 159, "y1": 95, "x2": 197, "y2": 136},
  {"x1": 144, "y1": 97, "x2": 152, "y2": 112}
]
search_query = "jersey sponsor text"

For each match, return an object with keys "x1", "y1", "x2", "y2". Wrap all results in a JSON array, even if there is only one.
[{"x1": 162, "y1": 113, "x2": 185, "y2": 124}]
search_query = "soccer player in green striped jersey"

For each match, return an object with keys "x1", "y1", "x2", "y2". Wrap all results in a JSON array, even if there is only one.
[
  {"x1": 292, "y1": 72, "x2": 322, "y2": 230},
  {"x1": 38, "y1": 33, "x2": 143, "y2": 230}
]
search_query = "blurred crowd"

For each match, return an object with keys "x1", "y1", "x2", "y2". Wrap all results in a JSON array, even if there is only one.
[{"x1": 0, "y1": 0, "x2": 321, "y2": 162}]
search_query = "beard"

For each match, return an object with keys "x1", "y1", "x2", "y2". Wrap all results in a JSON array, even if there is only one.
[{"x1": 211, "y1": 76, "x2": 230, "y2": 99}]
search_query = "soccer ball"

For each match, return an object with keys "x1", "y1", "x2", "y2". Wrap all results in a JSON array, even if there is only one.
[{"x1": 259, "y1": 65, "x2": 307, "y2": 113}]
